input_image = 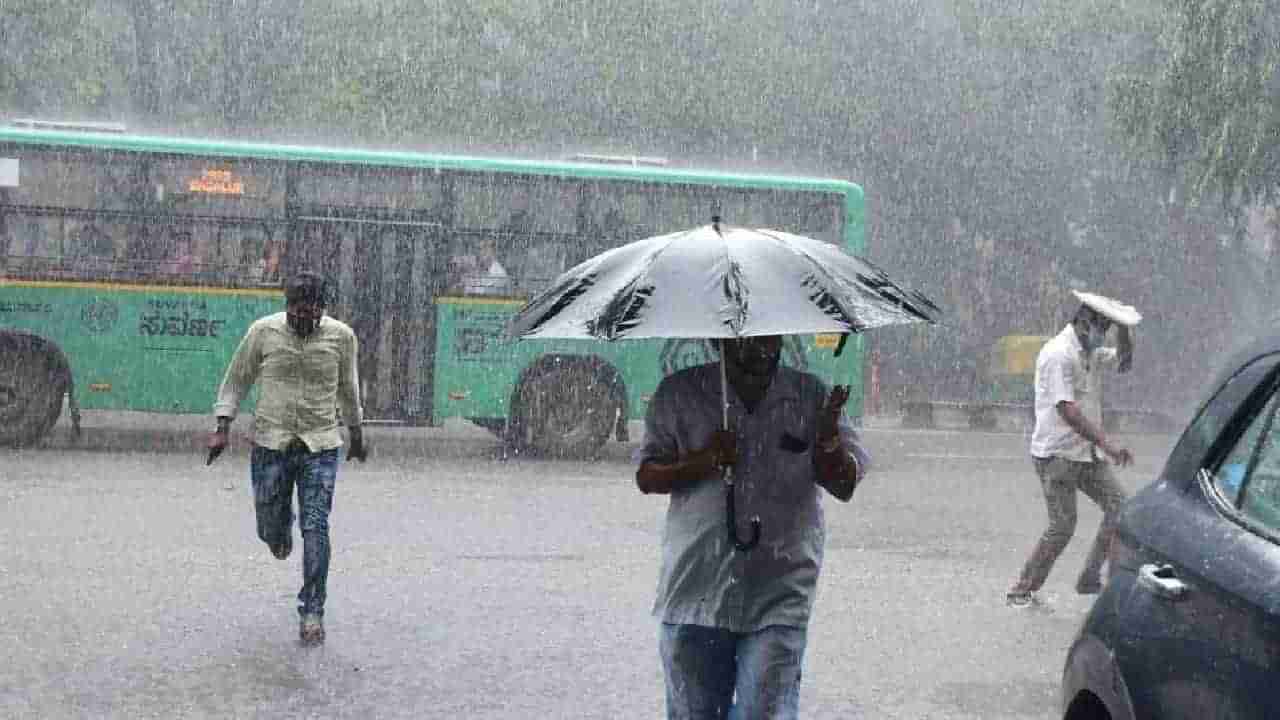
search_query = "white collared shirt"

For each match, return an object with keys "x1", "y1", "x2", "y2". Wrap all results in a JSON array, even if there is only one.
[{"x1": 1029, "y1": 324, "x2": 1117, "y2": 462}]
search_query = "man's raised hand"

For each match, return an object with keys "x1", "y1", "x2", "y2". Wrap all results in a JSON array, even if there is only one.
[{"x1": 818, "y1": 385, "x2": 851, "y2": 443}]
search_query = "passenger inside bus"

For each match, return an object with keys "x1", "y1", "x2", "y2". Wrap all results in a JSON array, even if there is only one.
[
  {"x1": 247, "y1": 235, "x2": 281, "y2": 284},
  {"x1": 504, "y1": 207, "x2": 534, "y2": 236},
  {"x1": 163, "y1": 231, "x2": 197, "y2": 275},
  {"x1": 124, "y1": 226, "x2": 166, "y2": 276},
  {"x1": 69, "y1": 223, "x2": 117, "y2": 276},
  {"x1": 449, "y1": 235, "x2": 511, "y2": 296}
]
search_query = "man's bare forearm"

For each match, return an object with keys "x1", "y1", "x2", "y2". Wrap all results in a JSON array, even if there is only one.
[
  {"x1": 1059, "y1": 402, "x2": 1113, "y2": 452},
  {"x1": 637, "y1": 453, "x2": 718, "y2": 495}
]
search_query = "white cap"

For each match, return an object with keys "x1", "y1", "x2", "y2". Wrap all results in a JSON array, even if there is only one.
[{"x1": 1072, "y1": 290, "x2": 1142, "y2": 327}]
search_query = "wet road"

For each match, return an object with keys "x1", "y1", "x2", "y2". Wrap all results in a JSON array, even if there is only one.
[{"x1": 0, "y1": 415, "x2": 1177, "y2": 719}]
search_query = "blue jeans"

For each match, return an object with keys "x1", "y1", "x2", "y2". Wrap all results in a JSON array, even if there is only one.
[
  {"x1": 660, "y1": 623, "x2": 808, "y2": 720},
  {"x1": 250, "y1": 443, "x2": 339, "y2": 617}
]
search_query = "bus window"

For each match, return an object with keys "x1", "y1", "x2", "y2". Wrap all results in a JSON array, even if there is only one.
[
  {"x1": 663, "y1": 185, "x2": 717, "y2": 229},
  {"x1": 286, "y1": 221, "x2": 343, "y2": 284},
  {"x1": 716, "y1": 190, "x2": 757, "y2": 228},
  {"x1": 507, "y1": 180, "x2": 582, "y2": 294},
  {"x1": 448, "y1": 175, "x2": 580, "y2": 296},
  {"x1": 525, "y1": 178, "x2": 580, "y2": 234},
  {"x1": 156, "y1": 228, "x2": 194, "y2": 276},
  {"x1": 130, "y1": 223, "x2": 220, "y2": 283},
  {"x1": 606, "y1": 186, "x2": 651, "y2": 241},
  {"x1": 760, "y1": 191, "x2": 843, "y2": 244},
  {"x1": 511, "y1": 241, "x2": 566, "y2": 296},
  {"x1": 65, "y1": 220, "x2": 120, "y2": 277},
  {"x1": 122, "y1": 222, "x2": 166, "y2": 277},
  {"x1": 567, "y1": 182, "x2": 632, "y2": 265},
  {"x1": 2, "y1": 150, "x2": 140, "y2": 212},
  {"x1": 1, "y1": 214, "x2": 61, "y2": 275},
  {"x1": 294, "y1": 166, "x2": 442, "y2": 213},
  {"x1": 448, "y1": 234, "x2": 513, "y2": 296},
  {"x1": 454, "y1": 174, "x2": 578, "y2": 234},
  {"x1": 226, "y1": 223, "x2": 282, "y2": 285}
]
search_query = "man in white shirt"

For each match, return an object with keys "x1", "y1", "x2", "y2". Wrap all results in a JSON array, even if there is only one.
[{"x1": 1007, "y1": 298, "x2": 1135, "y2": 607}]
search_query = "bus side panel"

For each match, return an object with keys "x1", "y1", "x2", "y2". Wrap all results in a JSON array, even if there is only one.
[
  {"x1": 806, "y1": 332, "x2": 864, "y2": 418},
  {"x1": 0, "y1": 281, "x2": 280, "y2": 413},
  {"x1": 431, "y1": 299, "x2": 864, "y2": 426},
  {"x1": 432, "y1": 298, "x2": 540, "y2": 419}
]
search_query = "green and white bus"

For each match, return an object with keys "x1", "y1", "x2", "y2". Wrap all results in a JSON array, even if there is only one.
[{"x1": 0, "y1": 124, "x2": 866, "y2": 454}]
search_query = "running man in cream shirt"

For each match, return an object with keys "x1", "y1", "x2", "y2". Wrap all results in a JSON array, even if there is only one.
[{"x1": 207, "y1": 272, "x2": 366, "y2": 644}]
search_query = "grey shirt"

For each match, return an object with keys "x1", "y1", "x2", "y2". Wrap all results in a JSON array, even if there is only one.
[{"x1": 638, "y1": 363, "x2": 870, "y2": 632}]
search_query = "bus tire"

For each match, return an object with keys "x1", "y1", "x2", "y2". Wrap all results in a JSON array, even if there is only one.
[
  {"x1": 0, "y1": 332, "x2": 69, "y2": 447},
  {"x1": 517, "y1": 360, "x2": 622, "y2": 458}
]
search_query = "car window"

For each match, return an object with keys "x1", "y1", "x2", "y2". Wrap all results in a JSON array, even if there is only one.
[
  {"x1": 1170, "y1": 353, "x2": 1280, "y2": 479},
  {"x1": 1214, "y1": 389, "x2": 1280, "y2": 531},
  {"x1": 1214, "y1": 391, "x2": 1279, "y2": 505},
  {"x1": 1239, "y1": 401, "x2": 1280, "y2": 531}
]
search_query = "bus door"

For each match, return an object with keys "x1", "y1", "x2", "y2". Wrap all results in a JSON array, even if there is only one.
[{"x1": 292, "y1": 216, "x2": 445, "y2": 425}]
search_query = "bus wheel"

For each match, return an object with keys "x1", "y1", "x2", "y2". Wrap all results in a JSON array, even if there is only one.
[
  {"x1": 520, "y1": 363, "x2": 621, "y2": 458},
  {"x1": 0, "y1": 333, "x2": 68, "y2": 447}
]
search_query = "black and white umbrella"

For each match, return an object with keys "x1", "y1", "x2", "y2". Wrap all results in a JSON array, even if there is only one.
[
  {"x1": 509, "y1": 222, "x2": 938, "y2": 341},
  {"x1": 508, "y1": 221, "x2": 939, "y2": 550}
]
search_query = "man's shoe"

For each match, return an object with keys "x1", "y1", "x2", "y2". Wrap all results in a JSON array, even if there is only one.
[
  {"x1": 269, "y1": 532, "x2": 292, "y2": 560},
  {"x1": 299, "y1": 613, "x2": 325, "y2": 645},
  {"x1": 1075, "y1": 576, "x2": 1103, "y2": 595}
]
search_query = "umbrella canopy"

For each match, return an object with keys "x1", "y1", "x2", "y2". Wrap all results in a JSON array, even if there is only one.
[
  {"x1": 508, "y1": 223, "x2": 939, "y2": 341},
  {"x1": 507, "y1": 221, "x2": 940, "y2": 552}
]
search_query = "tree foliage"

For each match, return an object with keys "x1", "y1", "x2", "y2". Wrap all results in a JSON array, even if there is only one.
[
  {"x1": 1112, "y1": 0, "x2": 1280, "y2": 207},
  {"x1": 0, "y1": 0, "x2": 1259, "y2": 412}
]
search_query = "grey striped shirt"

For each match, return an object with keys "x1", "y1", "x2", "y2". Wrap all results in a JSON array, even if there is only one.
[{"x1": 638, "y1": 363, "x2": 870, "y2": 632}]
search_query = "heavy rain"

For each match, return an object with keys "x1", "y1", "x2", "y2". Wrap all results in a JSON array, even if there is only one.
[{"x1": 2, "y1": 1, "x2": 1279, "y2": 718}]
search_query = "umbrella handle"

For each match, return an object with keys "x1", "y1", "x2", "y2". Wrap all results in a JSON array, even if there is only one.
[
  {"x1": 725, "y1": 468, "x2": 761, "y2": 552},
  {"x1": 720, "y1": 357, "x2": 758, "y2": 551}
]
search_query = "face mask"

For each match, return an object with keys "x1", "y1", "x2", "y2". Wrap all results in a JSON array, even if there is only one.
[
  {"x1": 288, "y1": 313, "x2": 319, "y2": 337},
  {"x1": 1079, "y1": 321, "x2": 1107, "y2": 352}
]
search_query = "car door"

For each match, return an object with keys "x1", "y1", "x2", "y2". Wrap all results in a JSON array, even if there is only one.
[{"x1": 1113, "y1": 353, "x2": 1280, "y2": 719}]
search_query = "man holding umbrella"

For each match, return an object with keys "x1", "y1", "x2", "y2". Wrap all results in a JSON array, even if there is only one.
[
  {"x1": 506, "y1": 219, "x2": 935, "y2": 718},
  {"x1": 637, "y1": 334, "x2": 870, "y2": 720}
]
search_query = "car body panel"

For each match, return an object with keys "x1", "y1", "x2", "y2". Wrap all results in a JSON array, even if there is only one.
[
  {"x1": 1062, "y1": 338, "x2": 1280, "y2": 719},
  {"x1": 1062, "y1": 632, "x2": 1136, "y2": 720}
]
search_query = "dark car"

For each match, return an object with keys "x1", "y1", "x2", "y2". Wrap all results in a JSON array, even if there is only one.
[{"x1": 1061, "y1": 334, "x2": 1280, "y2": 720}]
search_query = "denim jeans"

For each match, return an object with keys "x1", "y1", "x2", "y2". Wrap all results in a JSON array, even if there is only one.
[
  {"x1": 250, "y1": 443, "x2": 339, "y2": 617},
  {"x1": 660, "y1": 623, "x2": 808, "y2": 720}
]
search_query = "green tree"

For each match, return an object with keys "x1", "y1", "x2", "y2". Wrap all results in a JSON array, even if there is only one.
[
  {"x1": 1111, "y1": 0, "x2": 1279, "y2": 346},
  {"x1": 0, "y1": 1, "x2": 123, "y2": 118},
  {"x1": 1112, "y1": 0, "x2": 1280, "y2": 207}
]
